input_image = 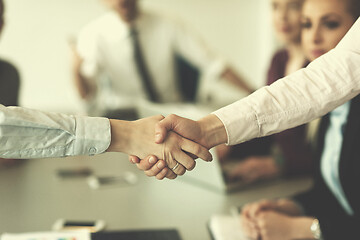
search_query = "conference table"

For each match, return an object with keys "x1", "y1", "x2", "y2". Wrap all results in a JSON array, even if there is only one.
[{"x1": 0, "y1": 153, "x2": 312, "y2": 240}]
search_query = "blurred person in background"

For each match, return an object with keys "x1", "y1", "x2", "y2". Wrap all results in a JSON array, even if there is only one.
[
  {"x1": 221, "y1": 0, "x2": 315, "y2": 184},
  {"x1": 0, "y1": 0, "x2": 21, "y2": 168},
  {"x1": 240, "y1": 0, "x2": 360, "y2": 239},
  {"x1": 70, "y1": 0, "x2": 253, "y2": 120}
]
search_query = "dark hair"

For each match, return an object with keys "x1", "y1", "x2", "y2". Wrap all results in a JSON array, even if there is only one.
[{"x1": 347, "y1": 0, "x2": 360, "y2": 20}]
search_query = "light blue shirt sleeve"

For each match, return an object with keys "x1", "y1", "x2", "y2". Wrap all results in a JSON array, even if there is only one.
[
  {"x1": 0, "y1": 105, "x2": 111, "y2": 158},
  {"x1": 320, "y1": 101, "x2": 353, "y2": 215}
]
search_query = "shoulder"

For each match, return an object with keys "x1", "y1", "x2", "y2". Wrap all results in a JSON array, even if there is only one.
[
  {"x1": 139, "y1": 10, "x2": 183, "y2": 30},
  {"x1": 79, "y1": 12, "x2": 124, "y2": 37}
]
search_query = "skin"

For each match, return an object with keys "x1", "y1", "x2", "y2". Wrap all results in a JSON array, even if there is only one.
[
  {"x1": 107, "y1": 115, "x2": 213, "y2": 179},
  {"x1": 272, "y1": 0, "x2": 303, "y2": 45},
  {"x1": 301, "y1": 0, "x2": 355, "y2": 62},
  {"x1": 131, "y1": 114, "x2": 227, "y2": 178}
]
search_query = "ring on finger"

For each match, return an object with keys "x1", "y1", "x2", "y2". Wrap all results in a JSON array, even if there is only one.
[{"x1": 171, "y1": 162, "x2": 180, "y2": 171}]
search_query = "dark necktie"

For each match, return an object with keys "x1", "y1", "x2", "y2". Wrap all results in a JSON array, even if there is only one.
[{"x1": 130, "y1": 27, "x2": 159, "y2": 102}]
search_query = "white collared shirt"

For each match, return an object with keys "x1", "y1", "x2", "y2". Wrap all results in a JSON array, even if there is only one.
[
  {"x1": 77, "y1": 11, "x2": 225, "y2": 116},
  {"x1": 0, "y1": 105, "x2": 110, "y2": 158},
  {"x1": 213, "y1": 17, "x2": 360, "y2": 146}
]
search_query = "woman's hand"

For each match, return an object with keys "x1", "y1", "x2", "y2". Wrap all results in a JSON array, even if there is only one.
[
  {"x1": 130, "y1": 155, "x2": 176, "y2": 180},
  {"x1": 256, "y1": 211, "x2": 314, "y2": 240},
  {"x1": 241, "y1": 198, "x2": 305, "y2": 239}
]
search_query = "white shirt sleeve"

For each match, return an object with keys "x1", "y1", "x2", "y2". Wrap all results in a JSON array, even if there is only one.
[
  {"x1": 0, "y1": 105, "x2": 111, "y2": 158},
  {"x1": 213, "y1": 17, "x2": 360, "y2": 145},
  {"x1": 77, "y1": 22, "x2": 102, "y2": 80}
]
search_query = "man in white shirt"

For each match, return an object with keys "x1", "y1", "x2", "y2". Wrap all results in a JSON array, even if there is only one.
[{"x1": 72, "y1": 0, "x2": 253, "y2": 118}]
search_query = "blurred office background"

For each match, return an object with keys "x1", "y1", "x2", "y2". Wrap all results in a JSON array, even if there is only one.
[{"x1": 0, "y1": 0, "x2": 276, "y2": 113}]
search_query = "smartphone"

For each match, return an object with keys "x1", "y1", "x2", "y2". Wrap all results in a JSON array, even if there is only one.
[{"x1": 53, "y1": 219, "x2": 105, "y2": 233}]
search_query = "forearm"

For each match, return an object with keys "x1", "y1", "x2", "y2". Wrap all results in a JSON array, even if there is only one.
[
  {"x1": 213, "y1": 18, "x2": 360, "y2": 145},
  {"x1": 221, "y1": 67, "x2": 254, "y2": 94},
  {"x1": 0, "y1": 105, "x2": 110, "y2": 158},
  {"x1": 107, "y1": 119, "x2": 133, "y2": 154},
  {"x1": 72, "y1": 64, "x2": 96, "y2": 100},
  {"x1": 214, "y1": 50, "x2": 360, "y2": 145}
]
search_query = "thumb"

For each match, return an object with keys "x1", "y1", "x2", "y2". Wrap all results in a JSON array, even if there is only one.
[{"x1": 154, "y1": 114, "x2": 180, "y2": 144}]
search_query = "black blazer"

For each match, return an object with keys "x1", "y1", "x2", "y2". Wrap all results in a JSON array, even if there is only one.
[{"x1": 293, "y1": 95, "x2": 360, "y2": 240}]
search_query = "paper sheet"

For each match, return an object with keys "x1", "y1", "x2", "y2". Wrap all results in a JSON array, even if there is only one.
[{"x1": 209, "y1": 214, "x2": 251, "y2": 240}]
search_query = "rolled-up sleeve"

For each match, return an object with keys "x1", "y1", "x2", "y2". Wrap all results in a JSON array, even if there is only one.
[
  {"x1": 213, "y1": 17, "x2": 360, "y2": 145},
  {"x1": 0, "y1": 105, "x2": 111, "y2": 158}
]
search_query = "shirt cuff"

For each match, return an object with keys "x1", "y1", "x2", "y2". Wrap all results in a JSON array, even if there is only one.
[
  {"x1": 73, "y1": 116, "x2": 111, "y2": 156},
  {"x1": 212, "y1": 99, "x2": 259, "y2": 145}
]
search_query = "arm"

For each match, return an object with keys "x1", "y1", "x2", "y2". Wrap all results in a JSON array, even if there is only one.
[
  {"x1": 0, "y1": 105, "x2": 110, "y2": 158},
  {"x1": 171, "y1": 18, "x2": 254, "y2": 94},
  {"x1": 221, "y1": 67, "x2": 255, "y2": 94},
  {"x1": 0, "y1": 106, "x2": 212, "y2": 175},
  {"x1": 156, "y1": 18, "x2": 360, "y2": 146}
]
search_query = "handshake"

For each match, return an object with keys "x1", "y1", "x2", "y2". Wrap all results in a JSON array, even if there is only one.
[{"x1": 107, "y1": 113, "x2": 228, "y2": 180}]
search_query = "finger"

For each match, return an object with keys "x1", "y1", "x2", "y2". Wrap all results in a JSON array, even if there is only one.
[
  {"x1": 241, "y1": 217, "x2": 258, "y2": 239},
  {"x1": 165, "y1": 169, "x2": 177, "y2": 179},
  {"x1": 180, "y1": 138, "x2": 212, "y2": 162},
  {"x1": 171, "y1": 150, "x2": 196, "y2": 171},
  {"x1": 144, "y1": 160, "x2": 167, "y2": 177},
  {"x1": 169, "y1": 161, "x2": 186, "y2": 176},
  {"x1": 250, "y1": 200, "x2": 274, "y2": 218},
  {"x1": 155, "y1": 168, "x2": 169, "y2": 180},
  {"x1": 136, "y1": 155, "x2": 159, "y2": 171},
  {"x1": 155, "y1": 114, "x2": 181, "y2": 144},
  {"x1": 129, "y1": 155, "x2": 140, "y2": 164}
]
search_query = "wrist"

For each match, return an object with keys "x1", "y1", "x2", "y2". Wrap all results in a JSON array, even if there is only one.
[
  {"x1": 107, "y1": 119, "x2": 133, "y2": 154},
  {"x1": 289, "y1": 217, "x2": 314, "y2": 239},
  {"x1": 198, "y1": 114, "x2": 227, "y2": 149}
]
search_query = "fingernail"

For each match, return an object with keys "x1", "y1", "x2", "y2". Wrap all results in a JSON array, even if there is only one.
[
  {"x1": 157, "y1": 161, "x2": 165, "y2": 169},
  {"x1": 149, "y1": 156, "x2": 156, "y2": 164}
]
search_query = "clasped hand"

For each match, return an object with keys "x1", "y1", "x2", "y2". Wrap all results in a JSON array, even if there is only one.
[
  {"x1": 128, "y1": 114, "x2": 227, "y2": 179},
  {"x1": 110, "y1": 115, "x2": 213, "y2": 179}
]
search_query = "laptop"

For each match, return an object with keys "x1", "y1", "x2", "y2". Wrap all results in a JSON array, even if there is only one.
[{"x1": 136, "y1": 100, "x2": 263, "y2": 193}]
